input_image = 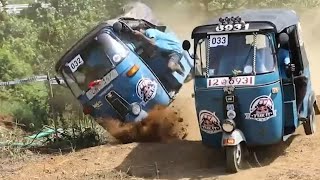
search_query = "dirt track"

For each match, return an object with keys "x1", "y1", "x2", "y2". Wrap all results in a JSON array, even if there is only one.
[
  {"x1": 2, "y1": 117, "x2": 320, "y2": 180},
  {"x1": 1, "y1": 5, "x2": 320, "y2": 180}
]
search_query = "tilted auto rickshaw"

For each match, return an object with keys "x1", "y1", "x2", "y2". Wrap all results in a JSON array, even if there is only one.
[
  {"x1": 182, "y1": 9, "x2": 320, "y2": 173},
  {"x1": 54, "y1": 3, "x2": 194, "y2": 123}
]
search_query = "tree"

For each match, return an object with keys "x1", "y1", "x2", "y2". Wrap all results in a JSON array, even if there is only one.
[
  {"x1": 0, "y1": 0, "x2": 130, "y2": 130},
  {"x1": 175, "y1": 0, "x2": 320, "y2": 15},
  {"x1": 0, "y1": 0, "x2": 7, "y2": 7}
]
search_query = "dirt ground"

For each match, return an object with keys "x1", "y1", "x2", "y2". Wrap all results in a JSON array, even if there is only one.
[{"x1": 1, "y1": 4, "x2": 320, "y2": 180}]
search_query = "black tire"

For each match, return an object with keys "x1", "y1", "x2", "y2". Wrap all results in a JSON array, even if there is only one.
[
  {"x1": 225, "y1": 143, "x2": 243, "y2": 173},
  {"x1": 303, "y1": 106, "x2": 316, "y2": 135}
]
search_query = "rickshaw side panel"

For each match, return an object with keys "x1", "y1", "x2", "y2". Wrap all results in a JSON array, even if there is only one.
[
  {"x1": 282, "y1": 82, "x2": 299, "y2": 133},
  {"x1": 287, "y1": 23, "x2": 317, "y2": 118},
  {"x1": 162, "y1": 30, "x2": 194, "y2": 84},
  {"x1": 283, "y1": 101, "x2": 299, "y2": 134},
  {"x1": 116, "y1": 22, "x2": 194, "y2": 94},
  {"x1": 303, "y1": 68, "x2": 314, "y2": 117},
  {"x1": 171, "y1": 52, "x2": 194, "y2": 84},
  {"x1": 146, "y1": 51, "x2": 193, "y2": 88}
]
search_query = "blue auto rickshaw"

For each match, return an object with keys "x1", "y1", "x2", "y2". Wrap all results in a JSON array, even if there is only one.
[
  {"x1": 54, "y1": 16, "x2": 194, "y2": 123},
  {"x1": 182, "y1": 9, "x2": 320, "y2": 173}
]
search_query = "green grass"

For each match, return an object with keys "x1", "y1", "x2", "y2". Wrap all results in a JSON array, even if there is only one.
[{"x1": 0, "y1": 100, "x2": 41, "y2": 130}]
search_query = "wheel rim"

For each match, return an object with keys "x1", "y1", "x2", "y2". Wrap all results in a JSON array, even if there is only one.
[{"x1": 235, "y1": 144, "x2": 242, "y2": 165}]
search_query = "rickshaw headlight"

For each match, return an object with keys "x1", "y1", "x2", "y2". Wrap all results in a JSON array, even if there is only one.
[
  {"x1": 222, "y1": 119, "x2": 236, "y2": 133},
  {"x1": 131, "y1": 103, "x2": 141, "y2": 116}
]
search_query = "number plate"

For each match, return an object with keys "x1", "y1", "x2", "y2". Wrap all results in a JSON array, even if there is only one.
[
  {"x1": 209, "y1": 35, "x2": 228, "y2": 47},
  {"x1": 215, "y1": 23, "x2": 250, "y2": 32},
  {"x1": 207, "y1": 76, "x2": 255, "y2": 88},
  {"x1": 67, "y1": 54, "x2": 84, "y2": 73},
  {"x1": 86, "y1": 69, "x2": 118, "y2": 100}
]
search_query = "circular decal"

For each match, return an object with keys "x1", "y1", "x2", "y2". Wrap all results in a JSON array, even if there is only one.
[
  {"x1": 198, "y1": 110, "x2": 222, "y2": 134},
  {"x1": 245, "y1": 95, "x2": 277, "y2": 122},
  {"x1": 136, "y1": 78, "x2": 158, "y2": 103}
]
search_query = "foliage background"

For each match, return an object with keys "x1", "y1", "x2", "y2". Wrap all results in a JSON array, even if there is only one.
[{"x1": 0, "y1": 0, "x2": 318, "y2": 131}]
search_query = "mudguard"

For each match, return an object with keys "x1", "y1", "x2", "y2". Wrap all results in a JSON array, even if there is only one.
[
  {"x1": 309, "y1": 91, "x2": 320, "y2": 115},
  {"x1": 221, "y1": 129, "x2": 246, "y2": 146}
]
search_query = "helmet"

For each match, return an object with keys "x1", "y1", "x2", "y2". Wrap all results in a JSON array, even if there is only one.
[{"x1": 278, "y1": 32, "x2": 289, "y2": 48}]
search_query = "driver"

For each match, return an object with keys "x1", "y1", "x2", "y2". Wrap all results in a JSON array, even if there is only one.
[
  {"x1": 277, "y1": 33, "x2": 295, "y2": 78},
  {"x1": 132, "y1": 27, "x2": 185, "y2": 76}
]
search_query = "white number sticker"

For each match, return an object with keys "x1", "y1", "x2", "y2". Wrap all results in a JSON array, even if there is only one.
[
  {"x1": 210, "y1": 35, "x2": 228, "y2": 47},
  {"x1": 207, "y1": 76, "x2": 255, "y2": 88},
  {"x1": 67, "y1": 54, "x2": 84, "y2": 73},
  {"x1": 215, "y1": 23, "x2": 250, "y2": 32}
]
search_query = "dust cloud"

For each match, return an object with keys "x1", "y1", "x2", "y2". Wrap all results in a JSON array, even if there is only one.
[
  {"x1": 147, "y1": 2, "x2": 208, "y2": 141},
  {"x1": 97, "y1": 105, "x2": 188, "y2": 144},
  {"x1": 299, "y1": 9, "x2": 320, "y2": 94}
]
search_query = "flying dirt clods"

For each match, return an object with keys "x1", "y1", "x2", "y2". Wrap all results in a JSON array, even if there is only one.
[{"x1": 97, "y1": 105, "x2": 189, "y2": 144}]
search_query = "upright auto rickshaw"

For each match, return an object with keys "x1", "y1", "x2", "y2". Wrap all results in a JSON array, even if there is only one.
[
  {"x1": 182, "y1": 9, "x2": 320, "y2": 173},
  {"x1": 54, "y1": 5, "x2": 194, "y2": 123}
]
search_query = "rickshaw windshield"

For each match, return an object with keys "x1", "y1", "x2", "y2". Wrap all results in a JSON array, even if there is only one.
[
  {"x1": 61, "y1": 32, "x2": 129, "y2": 97},
  {"x1": 195, "y1": 32, "x2": 275, "y2": 77}
]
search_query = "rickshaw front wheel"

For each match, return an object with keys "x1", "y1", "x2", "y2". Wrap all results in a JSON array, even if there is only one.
[
  {"x1": 303, "y1": 106, "x2": 316, "y2": 135},
  {"x1": 225, "y1": 143, "x2": 244, "y2": 173}
]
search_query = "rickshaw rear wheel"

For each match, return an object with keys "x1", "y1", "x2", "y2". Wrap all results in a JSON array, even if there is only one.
[
  {"x1": 303, "y1": 106, "x2": 316, "y2": 135},
  {"x1": 225, "y1": 143, "x2": 244, "y2": 173}
]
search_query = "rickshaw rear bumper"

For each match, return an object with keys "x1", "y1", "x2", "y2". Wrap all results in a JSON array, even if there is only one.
[{"x1": 221, "y1": 129, "x2": 246, "y2": 147}]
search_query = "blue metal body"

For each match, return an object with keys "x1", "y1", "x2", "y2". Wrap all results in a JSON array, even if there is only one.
[
  {"x1": 194, "y1": 54, "x2": 315, "y2": 148},
  {"x1": 191, "y1": 24, "x2": 316, "y2": 149},
  {"x1": 195, "y1": 72, "x2": 287, "y2": 147},
  {"x1": 72, "y1": 27, "x2": 194, "y2": 123}
]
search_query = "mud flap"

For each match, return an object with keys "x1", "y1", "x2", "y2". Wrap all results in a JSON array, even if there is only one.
[
  {"x1": 221, "y1": 129, "x2": 246, "y2": 146},
  {"x1": 309, "y1": 91, "x2": 320, "y2": 115},
  {"x1": 315, "y1": 102, "x2": 320, "y2": 115}
]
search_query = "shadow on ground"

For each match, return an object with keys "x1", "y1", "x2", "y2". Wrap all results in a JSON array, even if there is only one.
[
  {"x1": 115, "y1": 135, "x2": 298, "y2": 179},
  {"x1": 248, "y1": 134, "x2": 299, "y2": 167}
]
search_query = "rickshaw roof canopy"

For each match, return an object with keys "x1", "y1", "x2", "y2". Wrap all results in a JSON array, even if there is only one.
[{"x1": 199, "y1": 9, "x2": 299, "y2": 34}]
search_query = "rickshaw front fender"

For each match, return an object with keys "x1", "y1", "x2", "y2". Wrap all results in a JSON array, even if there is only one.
[{"x1": 221, "y1": 129, "x2": 246, "y2": 147}]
